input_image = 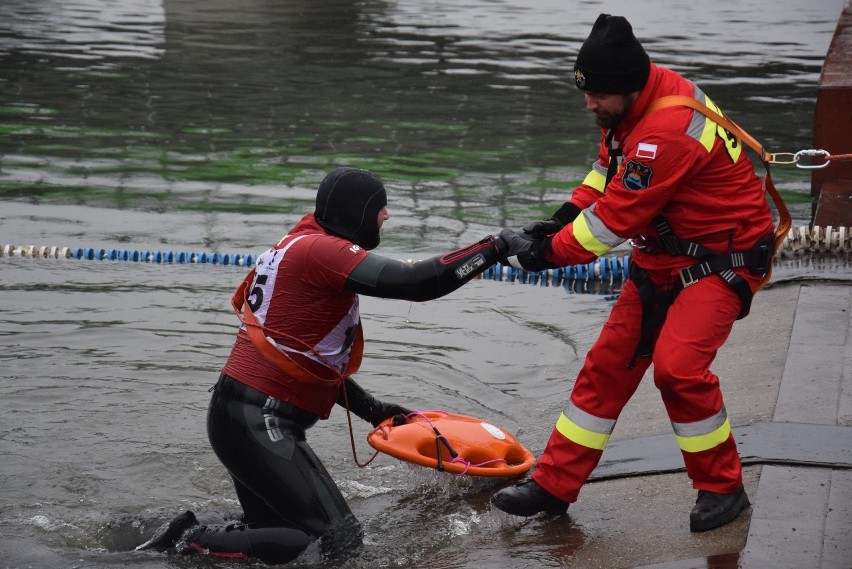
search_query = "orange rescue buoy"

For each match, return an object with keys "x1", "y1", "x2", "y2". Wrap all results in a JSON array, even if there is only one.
[{"x1": 367, "y1": 411, "x2": 535, "y2": 477}]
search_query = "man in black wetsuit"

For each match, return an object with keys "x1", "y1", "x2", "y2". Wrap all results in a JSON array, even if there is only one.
[{"x1": 136, "y1": 167, "x2": 507, "y2": 563}]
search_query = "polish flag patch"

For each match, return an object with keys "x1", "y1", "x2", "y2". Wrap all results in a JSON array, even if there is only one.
[{"x1": 636, "y1": 142, "x2": 658, "y2": 160}]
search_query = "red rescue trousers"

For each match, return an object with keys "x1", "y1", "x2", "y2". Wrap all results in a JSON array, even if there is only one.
[{"x1": 533, "y1": 270, "x2": 752, "y2": 502}]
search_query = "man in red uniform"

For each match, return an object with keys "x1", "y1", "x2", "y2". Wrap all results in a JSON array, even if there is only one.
[
  {"x1": 490, "y1": 14, "x2": 775, "y2": 532},
  {"x1": 137, "y1": 167, "x2": 508, "y2": 562}
]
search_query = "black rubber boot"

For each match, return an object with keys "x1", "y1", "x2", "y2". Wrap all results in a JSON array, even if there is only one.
[
  {"x1": 689, "y1": 486, "x2": 750, "y2": 532},
  {"x1": 135, "y1": 510, "x2": 199, "y2": 552},
  {"x1": 490, "y1": 479, "x2": 569, "y2": 516}
]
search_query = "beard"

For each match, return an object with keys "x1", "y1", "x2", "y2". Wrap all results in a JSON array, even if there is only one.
[
  {"x1": 592, "y1": 95, "x2": 634, "y2": 129},
  {"x1": 595, "y1": 113, "x2": 621, "y2": 129}
]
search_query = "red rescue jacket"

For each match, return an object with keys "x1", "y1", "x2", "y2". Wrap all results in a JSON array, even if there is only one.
[{"x1": 550, "y1": 64, "x2": 775, "y2": 277}]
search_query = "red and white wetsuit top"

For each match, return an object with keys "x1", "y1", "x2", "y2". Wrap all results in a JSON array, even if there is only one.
[{"x1": 223, "y1": 214, "x2": 368, "y2": 418}]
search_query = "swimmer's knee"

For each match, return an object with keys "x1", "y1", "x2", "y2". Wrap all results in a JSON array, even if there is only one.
[{"x1": 247, "y1": 526, "x2": 315, "y2": 563}]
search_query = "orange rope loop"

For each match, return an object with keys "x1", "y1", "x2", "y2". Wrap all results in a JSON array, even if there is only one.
[{"x1": 827, "y1": 152, "x2": 852, "y2": 161}]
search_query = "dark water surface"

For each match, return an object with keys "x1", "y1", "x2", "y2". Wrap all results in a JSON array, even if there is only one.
[{"x1": 0, "y1": 0, "x2": 847, "y2": 567}]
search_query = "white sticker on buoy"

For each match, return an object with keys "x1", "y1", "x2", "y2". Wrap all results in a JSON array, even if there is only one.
[{"x1": 480, "y1": 422, "x2": 506, "y2": 440}]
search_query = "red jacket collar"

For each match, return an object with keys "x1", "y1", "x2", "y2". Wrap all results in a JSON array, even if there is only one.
[
  {"x1": 288, "y1": 213, "x2": 327, "y2": 236},
  {"x1": 612, "y1": 62, "x2": 663, "y2": 139}
]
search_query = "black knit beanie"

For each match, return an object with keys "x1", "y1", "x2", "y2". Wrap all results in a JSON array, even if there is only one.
[
  {"x1": 314, "y1": 167, "x2": 387, "y2": 250},
  {"x1": 574, "y1": 14, "x2": 650, "y2": 94}
]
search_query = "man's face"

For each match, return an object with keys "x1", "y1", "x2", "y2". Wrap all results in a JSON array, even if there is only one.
[
  {"x1": 583, "y1": 91, "x2": 638, "y2": 129},
  {"x1": 376, "y1": 206, "x2": 389, "y2": 231}
]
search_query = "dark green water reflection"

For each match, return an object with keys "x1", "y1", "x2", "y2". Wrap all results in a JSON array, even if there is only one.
[{"x1": 1, "y1": 0, "x2": 843, "y2": 228}]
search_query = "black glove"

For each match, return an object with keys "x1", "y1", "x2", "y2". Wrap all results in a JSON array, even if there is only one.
[
  {"x1": 337, "y1": 377, "x2": 411, "y2": 427},
  {"x1": 500, "y1": 228, "x2": 536, "y2": 258},
  {"x1": 490, "y1": 232, "x2": 510, "y2": 257},
  {"x1": 523, "y1": 202, "x2": 581, "y2": 238},
  {"x1": 499, "y1": 228, "x2": 559, "y2": 272}
]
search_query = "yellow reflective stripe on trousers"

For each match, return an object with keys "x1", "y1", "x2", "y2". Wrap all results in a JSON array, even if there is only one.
[
  {"x1": 555, "y1": 401, "x2": 616, "y2": 451},
  {"x1": 672, "y1": 406, "x2": 732, "y2": 453}
]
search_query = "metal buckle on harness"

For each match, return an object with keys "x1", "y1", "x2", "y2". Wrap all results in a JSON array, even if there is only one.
[
  {"x1": 749, "y1": 237, "x2": 773, "y2": 275},
  {"x1": 628, "y1": 235, "x2": 647, "y2": 249},
  {"x1": 678, "y1": 267, "x2": 697, "y2": 288}
]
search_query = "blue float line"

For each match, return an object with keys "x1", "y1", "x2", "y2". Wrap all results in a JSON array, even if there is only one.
[
  {"x1": 70, "y1": 247, "x2": 255, "y2": 266},
  {"x1": 483, "y1": 255, "x2": 632, "y2": 285},
  {"x1": 9, "y1": 244, "x2": 631, "y2": 281}
]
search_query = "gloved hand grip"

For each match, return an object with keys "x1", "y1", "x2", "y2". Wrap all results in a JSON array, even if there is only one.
[
  {"x1": 499, "y1": 229, "x2": 559, "y2": 272},
  {"x1": 337, "y1": 377, "x2": 411, "y2": 427},
  {"x1": 523, "y1": 202, "x2": 581, "y2": 238},
  {"x1": 500, "y1": 228, "x2": 539, "y2": 257},
  {"x1": 523, "y1": 218, "x2": 563, "y2": 238}
]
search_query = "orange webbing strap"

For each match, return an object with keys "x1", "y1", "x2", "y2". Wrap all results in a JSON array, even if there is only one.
[
  {"x1": 644, "y1": 95, "x2": 792, "y2": 288},
  {"x1": 232, "y1": 267, "x2": 378, "y2": 468},
  {"x1": 230, "y1": 268, "x2": 363, "y2": 386}
]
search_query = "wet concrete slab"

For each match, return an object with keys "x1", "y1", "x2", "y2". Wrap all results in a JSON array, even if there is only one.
[
  {"x1": 743, "y1": 466, "x2": 852, "y2": 568},
  {"x1": 774, "y1": 284, "x2": 852, "y2": 425},
  {"x1": 739, "y1": 284, "x2": 852, "y2": 568},
  {"x1": 824, "y1": 469, "x2": 852, "y2": 568},
  {"x1": 587, "y1": 283, "x2": 852, "y2": 569},
  {"x1": 591, "y1": 421, "x2": 852, "y2": 481}
]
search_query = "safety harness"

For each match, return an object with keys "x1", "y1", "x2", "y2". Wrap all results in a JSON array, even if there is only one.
[{"x1": 614, "y1": 95, "x2": 792, "y2": 369}]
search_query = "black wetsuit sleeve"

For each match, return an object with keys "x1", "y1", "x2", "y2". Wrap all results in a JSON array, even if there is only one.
[{"x1": 344, "y1": 236, "x2": 505, "y2": 302}]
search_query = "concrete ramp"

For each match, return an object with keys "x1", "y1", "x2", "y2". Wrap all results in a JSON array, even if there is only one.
[{"x1": 592, "y1": 421, "x2": 852, "y2": 481}]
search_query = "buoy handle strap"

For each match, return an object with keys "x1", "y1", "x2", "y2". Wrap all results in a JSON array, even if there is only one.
[{"x1": 433, "y1": 428, "x2": 459, "y2": 458}]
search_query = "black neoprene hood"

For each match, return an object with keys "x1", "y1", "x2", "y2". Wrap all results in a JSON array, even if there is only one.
[{"x1": 314, "y1": 167, "x2": 387, "y2": 250}]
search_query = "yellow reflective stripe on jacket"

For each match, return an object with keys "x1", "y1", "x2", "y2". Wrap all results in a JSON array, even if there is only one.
[
  {"x1": 687, "y1": 87, "x2": 743, "y2": 162},
  {"x1": 555, "y1": 401, "x2": 616, "y2": 451},
  {"x1": 672, "y1": 406, "x2": 732, "y2": 453},
  {"x1": 572, "y1": 204, "x2": 625, "y2": 257},
  {"x1": 581, "y1": 162, "x2": 609, "y2": 193}
]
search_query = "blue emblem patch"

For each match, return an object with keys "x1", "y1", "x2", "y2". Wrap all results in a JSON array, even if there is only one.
[{"x1": 622, "y1": 160, "x2": 653, "y2": 190}]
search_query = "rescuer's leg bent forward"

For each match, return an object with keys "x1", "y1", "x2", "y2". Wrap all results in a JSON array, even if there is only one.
[
  {"x1": 652, "y1": 277, "x2": 751, "y2": 531},
  {"x1": 492, "y1": 275, "x2": 752, "y2": 531},
  {"x1": 492, "y1": 279, "x2": 650, "y2": 515}
]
